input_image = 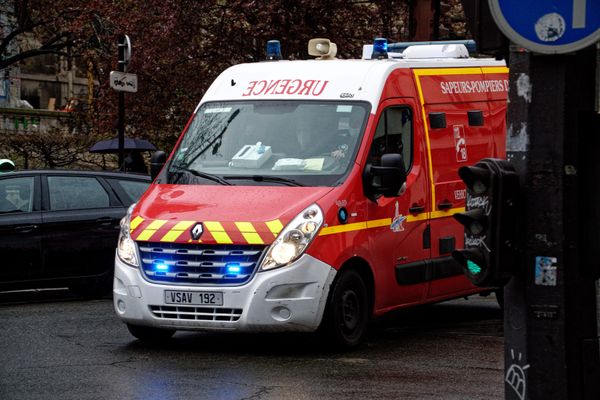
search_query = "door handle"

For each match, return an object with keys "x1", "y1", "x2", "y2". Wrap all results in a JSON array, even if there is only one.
[
  {"x1": 437, "y1": 201, "x2": 453, "y2": 211},
  {"x1": 95, "y1": 217, "x2": 114, "y2": 226},
  {"x1": 409, "y1": 204, "x2": 425, "y2": 214},
  {"x1": 15, "y1": 224, "x2": 38, "y2": 233}
]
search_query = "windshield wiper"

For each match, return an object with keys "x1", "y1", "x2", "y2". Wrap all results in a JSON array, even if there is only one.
[
  {"x1": 170, "y1": 166, "x2": 233, "y2": 185},
  {"x1": 223, "y1": 175, "x2": 305, "y2": 187}
]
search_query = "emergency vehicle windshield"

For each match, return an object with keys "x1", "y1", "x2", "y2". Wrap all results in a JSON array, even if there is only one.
[{"x1": 168, "y1": 101, "x2": 369, "y2": 187}]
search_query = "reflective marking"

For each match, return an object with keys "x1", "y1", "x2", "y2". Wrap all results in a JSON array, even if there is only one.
[
  {"x1": 160, "y1": 221, "x2": 195, "y2": 242},
  {"x1": 136, "y1": 219, "x2": 167, "y2": 241},
  {"x1": 414, "y1": 67, "x2": 508, "y2": 76},
  {"x1": 413, "y1": 70, "x2": 438, "y2": 208},
  {"x1": 266, "y1": 219, "x2": 284, "y2": 236},
  {"x1": 319, "y1": 218, "x2": 391, "y2": 236},
  {"x1": 430, "y1": 207, "x2": 464, "y2": 219},
  {"x1": 204, "y1": 221, "x2": 233, "y2": 244},
  {"x1": 235, "y1": 222, "x2": 264, "y2": 244},
  {"x1": 320, "y1": 221, "x2": 367, "y2": 236},
  {"x1": 130, "y1": 216, "x2": 144, "y2": 231},
  {"x1": 366, "y1": 218, "x2": 392, "y2": 228},
  {"x1": 407, "y1": 213, "x2": 429, "y2": 222},
  {"x1": 319, "y1": 208, "x2": 465, "y2": 237}
]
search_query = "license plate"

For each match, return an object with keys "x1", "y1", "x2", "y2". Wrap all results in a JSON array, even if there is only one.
[{"x1": 164, "y1": 290, "x2": 223, "y2": 306}]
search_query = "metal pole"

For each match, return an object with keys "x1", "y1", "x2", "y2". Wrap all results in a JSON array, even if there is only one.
[
  {"x1": 118, "y1": 91, "x2": 124, "y2": 169},
  {"x1": 505, "y1": 45, "x2": 600, "y2": 400},
  {"x1": 117, "y1": 34, "x2": 126, "y2": 169}
]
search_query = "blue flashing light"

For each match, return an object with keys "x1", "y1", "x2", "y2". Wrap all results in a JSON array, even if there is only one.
[
  {"x1": 226, "y1": 264, "x2": 241, "y2": 274},
  {"x1": 266, "y1": 40, "x2": 282, "y2": 61},
  {"x1": 155, "y1": 263, "x2": 169, "y2": 272},
  {"x1": 372, "y1": 38, "x2": 388, "y2": 59}
]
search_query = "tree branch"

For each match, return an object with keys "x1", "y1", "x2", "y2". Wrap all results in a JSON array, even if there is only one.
[{"x1": 0, "y1": 48, "x2": 69, "y2": 70}]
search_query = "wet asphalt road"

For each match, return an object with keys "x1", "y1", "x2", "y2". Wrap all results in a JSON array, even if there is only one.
[{"x1": 0, "y1": 290, "x2": 503, "y2": 400}]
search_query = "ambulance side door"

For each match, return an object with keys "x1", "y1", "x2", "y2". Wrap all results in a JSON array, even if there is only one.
[
  {"x1": 426, "y1": 102, "x2": 492, "y2": 300},
  {"x1": 366, "y1": 99, "x2": 431, "y2": 310}
]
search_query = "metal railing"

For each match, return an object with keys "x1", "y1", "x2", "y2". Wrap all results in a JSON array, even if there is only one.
[{"x1": 0, "y1": 107, "x2": 73, "y2": 135}]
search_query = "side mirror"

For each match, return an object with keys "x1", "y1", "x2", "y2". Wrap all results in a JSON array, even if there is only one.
[
  {"x1": 150, "y1": 151, "x2": 167, "y2": 181},
  {"x1": 363, "y1": 153, "x2": 407, "y2": 201}
]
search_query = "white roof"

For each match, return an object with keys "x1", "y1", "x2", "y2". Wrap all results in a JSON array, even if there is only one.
[{"x1": 198, "y1": 57, "x2": 506, "y2": 111}]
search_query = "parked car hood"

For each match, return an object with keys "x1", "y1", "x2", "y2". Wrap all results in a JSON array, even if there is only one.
[{"x1": 130, "y1": 184, "x2": 333, "y2": 245}]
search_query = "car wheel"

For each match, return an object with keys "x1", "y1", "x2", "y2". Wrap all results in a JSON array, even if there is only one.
[
  {"x1": 319, "y1": 269, "x2": 369, "y2": 349},
  {"x1": 126, "y1": 324, "x2": 176, "y2": 342}
]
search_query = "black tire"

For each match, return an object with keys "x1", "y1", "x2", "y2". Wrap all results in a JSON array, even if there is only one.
[
  {"x1": 319, "y1": 269, "x2": 369, "y2": 349},
  {"x1": 126, "y1": 324, "x2": 176, "y2": 342}
]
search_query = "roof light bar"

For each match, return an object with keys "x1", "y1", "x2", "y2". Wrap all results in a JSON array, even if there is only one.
[{"x1": 388, "y1": 40, "x2": 477, "y2": 54}]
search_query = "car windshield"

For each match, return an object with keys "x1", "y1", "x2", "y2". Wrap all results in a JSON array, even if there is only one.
[{"x1": 168, "y1": 100, "x2": 369, "y2": 186}]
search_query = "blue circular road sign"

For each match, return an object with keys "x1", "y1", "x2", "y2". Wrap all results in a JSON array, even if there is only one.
[{"x1": 489, "y1": 0, "x2": 600, "y2": 54}]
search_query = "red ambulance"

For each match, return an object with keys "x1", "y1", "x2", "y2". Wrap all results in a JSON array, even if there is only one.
[{"x1": 114, "y1": 39, "x2": 508, "y2": 347}]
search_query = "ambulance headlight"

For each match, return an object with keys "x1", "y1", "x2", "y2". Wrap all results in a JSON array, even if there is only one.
[
  {"x1": 260, "y1": 204, "x2": 323, "y2": 271},
  {"x1": 117, "y1": 203, "x2": 140, "y2": 267}
]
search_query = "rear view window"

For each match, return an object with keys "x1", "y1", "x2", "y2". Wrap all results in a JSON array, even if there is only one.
[
  {"x1": 0, "y1": 177, "x2": 34, "y2": 213},
  {"x1": 48, "y1": 176, "x2": 109, "y2": 211},
  {"x1": 109, "y1": 179, "x2": 149, "y2": 205}
]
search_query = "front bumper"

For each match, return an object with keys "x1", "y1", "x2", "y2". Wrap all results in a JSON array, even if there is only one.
[{"x1": 113, "y1": 253, "x2": 337, "y2": 332}]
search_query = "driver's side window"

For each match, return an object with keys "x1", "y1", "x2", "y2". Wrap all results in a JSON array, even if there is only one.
[{"x1": 367, "y1": 106, "x2": 412, "y2": 171}]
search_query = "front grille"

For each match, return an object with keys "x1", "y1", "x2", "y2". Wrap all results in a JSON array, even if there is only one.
[
  {"x1": 150, "y1": 305, "x2": 242, "y2": 321},
  {"x1": 139, "y1": 242, "x2": 266, "y2": 285}
]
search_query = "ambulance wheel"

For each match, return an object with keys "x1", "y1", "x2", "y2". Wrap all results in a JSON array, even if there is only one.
[
  {"x1": 320, "y1": 269, "x2": 369, "y2": 349},
  {"x1": 126, "y1": 324, "x2": 175, "y2": 342}
]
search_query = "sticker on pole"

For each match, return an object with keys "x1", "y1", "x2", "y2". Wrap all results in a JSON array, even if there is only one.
[
  {"x1": 489, "y1": 0, "x2": 600, "y2": 54},
  {"x1": 110, "y1": 71, "x2": 138, "y2": 93}
]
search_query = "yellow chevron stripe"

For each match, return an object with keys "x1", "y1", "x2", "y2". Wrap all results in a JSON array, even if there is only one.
[
  {"x1": 130, "y1": 216, "x2": 144, "y2": 231},
  {"x1": 136, "y1": 219, "x2": 167, "y2": 241},
  {"x1": 205, "y1": 221, "x2": 232, "y2": 244},
  {"x1": 235, "y1": 222, "x2": 265, "y2": 245},
  {"x1": 241, "y1": 232, "x2": 264, "y2": 244},
  {"x1": 266, "y1": 219, "x2": 284, "y2": 236},
  {"x1": 211, "y1": 232, "x2": 233, "y2": 244},
  {"x1": 160, "y1": 221, "x2": 195, "y2": 242},
  {"x1": 204, "y1": 221, "x2": 225, "y2": 231}
]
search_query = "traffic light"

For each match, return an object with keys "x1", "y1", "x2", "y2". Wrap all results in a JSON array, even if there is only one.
[{"x1": 452, "y1": 158, "x2": 520, "y2": 287}]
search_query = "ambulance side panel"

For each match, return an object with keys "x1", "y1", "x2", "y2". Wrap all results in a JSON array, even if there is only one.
[{"x1": 413, "y1": 67, "x2": 509, "y2": 300}]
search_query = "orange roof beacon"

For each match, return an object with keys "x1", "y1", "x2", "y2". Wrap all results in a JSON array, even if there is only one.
[{"x1": 113, "y1": 38, "x2": 508, "y2": 348}]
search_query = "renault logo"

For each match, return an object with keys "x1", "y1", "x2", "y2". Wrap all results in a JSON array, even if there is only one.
[{"x1": 190, "y1": 223, "x2": 204, "y2": 240}]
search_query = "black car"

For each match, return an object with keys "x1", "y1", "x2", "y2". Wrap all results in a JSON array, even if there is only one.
[{"x1": 0, "y1": 170, "x2": 151, "y2": 296}]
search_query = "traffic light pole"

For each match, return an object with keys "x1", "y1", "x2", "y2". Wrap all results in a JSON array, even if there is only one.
[{"x1": 504, "y1": 45, "x2": 600, "y2": 400}]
